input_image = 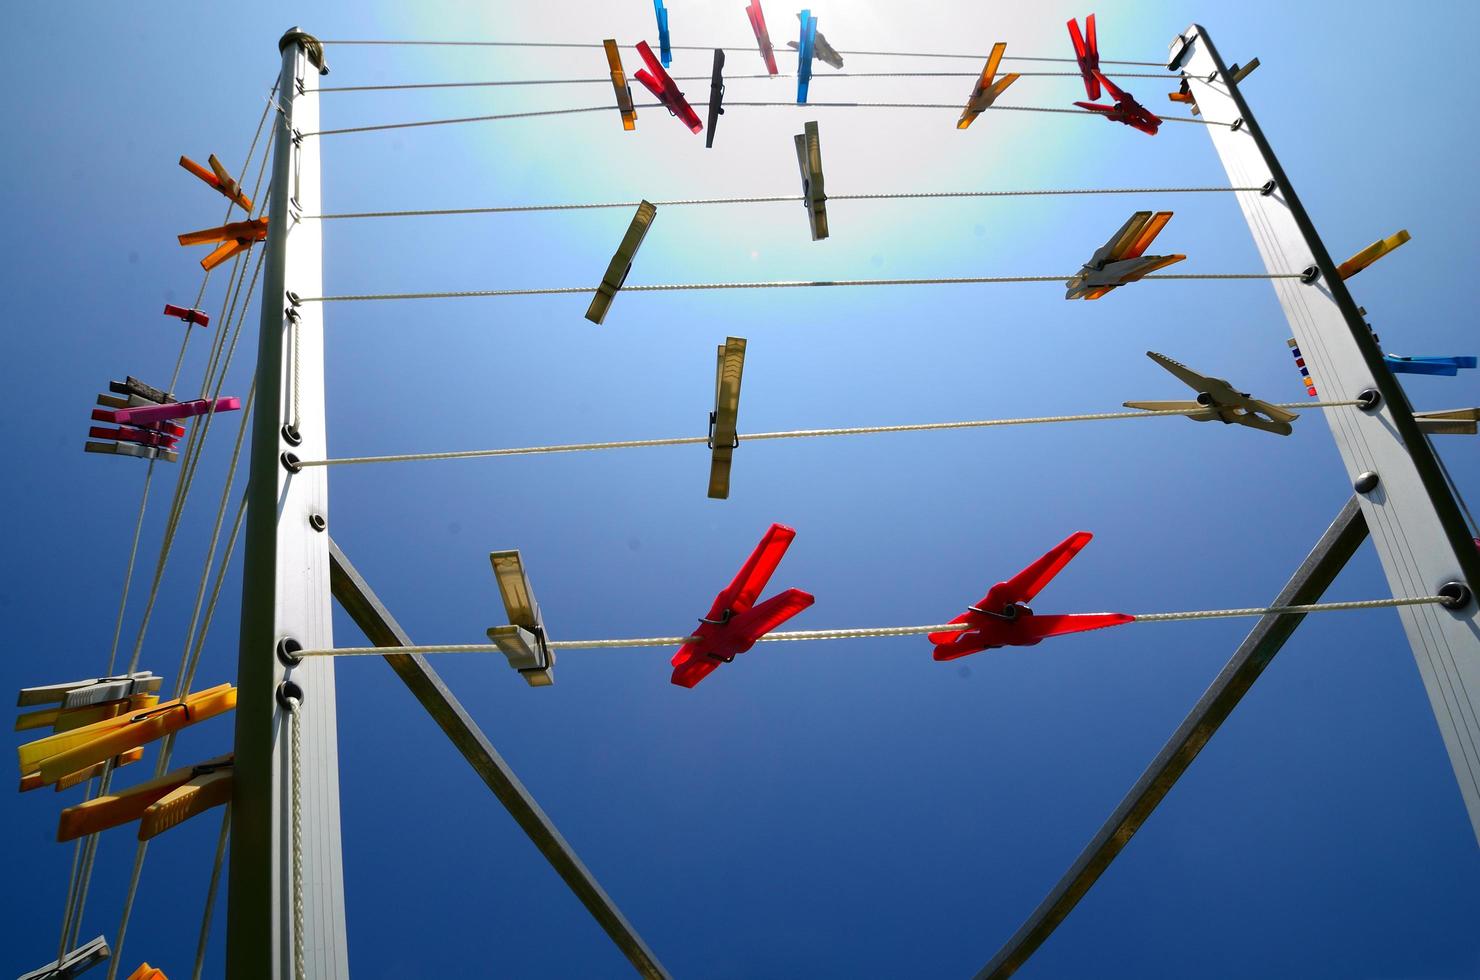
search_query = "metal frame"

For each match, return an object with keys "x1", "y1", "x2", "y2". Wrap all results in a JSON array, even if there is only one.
[
  {"x1": 1178, "y1": 24, "x2": 1480, "y2": 842},
  {"x1": 227, "y1": 28, "x2": 349, "y2": 978}
]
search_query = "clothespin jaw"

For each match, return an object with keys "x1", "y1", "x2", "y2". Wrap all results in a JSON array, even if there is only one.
[
  {"x1": 602, "y1": 40, "x2": 638, "y2": 130},
  {"x1": 652, "y1": 0, "x2": 672, "y2": 67},
  {"x1": 1066, "y1": 211, "x2": 1185, "y2": 299},
  {"x1": 180, "y1": 154, "x2": 253, "y2": 212},
  {"x1": 57, "y1": 755, "x2": 233, "y2": 842},
  {"x1": 745, "y1": 0, "x2": 779, "y2": 75},
  {"x1": 162, "y1": 303, "x2": 210, "y2": 328},
  {"x1": 1125, "y1": 351, "x2": 1297, "y2": 436},
  {"x1": 795, "y1": 10, "x2": 818, "y2": 104},
  {"x1": 957, "y1": 42, "x2": 1021, "y2": 129},
  {"x1": 632, "y1": 41, "x2": 704, "y2": 133},
  {"x1": 708, "y1": 337, "x2": 747, "y2": 499},
  {"x1": 124, "y1": 964, "x2": 168, "y2": 980},
  {"x1": 787, "y1": 13, "x2": 843, "y2": 70},
  {"x1": 1067, "y1": 14, "x2": 1100, "y2": 99},
  {"x1": 1228, "y1": 58, "x2": 1260, "y2": 83},
  {"x1": 1416, "y1": 408, "x2": 1480, "y2": 435},
  {"x1": 1336, "y1": 230, "x2": 1411, "y2": 280},
  {"x1": 16, "y1": 935, "x2": 111, "y2": 980},
  {"x1": 1384, "y1": 354, "x2": 1478, "y2": 377},
  {"x1": 794, "y1": 121, "x2": 828, "y2": 241},
  {"x1": 177, "y1": 216, "x2": 269, "y2": 271},
  {"x1": 18, "y1": 684, "x2": 237, "y2": 788},
  {"x1": 586, "y1": 200, "x2": 657, "y2": 325},
  {"x1": 706, "y1": 49, "x2": 726, "y2": 149},
  {"x1": 486, "y1": 551, "x2": 554, "y2": 686}
]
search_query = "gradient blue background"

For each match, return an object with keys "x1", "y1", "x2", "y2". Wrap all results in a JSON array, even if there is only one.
[{"x1": 4, "y1": 2, "x2": 1479, "y2": 977}]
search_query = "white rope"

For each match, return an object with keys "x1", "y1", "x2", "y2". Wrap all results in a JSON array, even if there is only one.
[
  {"x1": 295, "y1": 596, "x2": 1449, "y2": 658},
  {"x1": 308, "y1": 70, "x2": 1178, "y2": 93},
  {"x1": 298, "y1": 402, "x2": 1360, "y2": 468},
  {"x1": 306, "y1": 186, "x2": 1263, "y2": 221},
  {"x1": 303, "y1": 101, "x2": 1215, "y2": 137},
  {"x1": 291, "y1": 703, "x2": 306, "y2": 980},
  {"x1": 299, "y1": 271, "x2": 1300, "y2": 304}
]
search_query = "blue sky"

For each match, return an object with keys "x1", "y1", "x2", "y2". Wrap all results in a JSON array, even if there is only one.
[{"x1": 3, "y1": 1, "x2": 1479, "y2": 977}]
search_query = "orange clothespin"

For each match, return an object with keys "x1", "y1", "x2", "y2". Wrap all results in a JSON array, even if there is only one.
[
  {"x1": 177, "y1": 218, "x2": 269, "y2": 271},
  {"x1": 126, "y1": 964, "x2": 169, "y2": 980},
  {"x1": 58, "y1": 755, "x2": 233, "y2": 842},
  {"x1": 180, "y1": 154, "x2": 253, "y2": 212},
  {"x1": 18, "y1": 684, "x2": 236, "y2": 788},
  {"x1": 21, "y1": 747, "x2": 145, "y2": 793},
  {"x1": 1336, "y1": 230, "x2": 1410, "y2": 280},
  {"x1": 1168, "y1": 77, "x2": 1199, "y2": 115},
  {"x1": 957, "y1": 42, "x2": 1020, "y2": 129},
  {"x1": 602, "y1": 40, "x2": 638, "y2": 131}
]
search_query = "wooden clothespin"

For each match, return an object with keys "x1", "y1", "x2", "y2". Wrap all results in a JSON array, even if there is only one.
[
  {"x1": 794, "y1": 121, "x2": 828, "y2": 240},
  {"x1": 602, "y1": 40, "x2": 638, "y2": 131},
  {"x1": 179, "y1": 154, "x2": 253, "y2": 212},
  {"x1": 1065, "y1": 211, "x2": 1185, "y2": 299},
  {"x1": 1336, "y1": 230, "x2": 1410, "y2": 280},
  {"x1": 708, "y1": 337, "x2": 746, "y2": 499},
  {"x1": 177, "y1": 216, "x2": 268, "y2": 271},
  {"x1": 586, "y1": 201, "x2": 657, "y2": 324},
  {"x1": 957, "y1": 42, "x2": 1020, "y2": 129},
  {"x1": 486, "y1": 551, "x2": 554, "y2": 686},
  {"x1": 58, "y1": 754, "x2": 233, "y2": 842},
  {"x1": 1416, "y1": 408, "x2": 1480, "y2": 435},
  {"x1": 1228, "y1": 58, "x2": 1260, "y2": 84}
]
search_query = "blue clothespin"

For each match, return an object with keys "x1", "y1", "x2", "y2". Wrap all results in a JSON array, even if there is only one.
[
  {"x1": 1384, "y1": 354, "x2": 1478, "y2": 377},
  {"x1": 796, "y1": 10, "x2": 818, "y2": 103},
  {"x1": 653, "y1": 0, "x2": 672, "y2": 67}
]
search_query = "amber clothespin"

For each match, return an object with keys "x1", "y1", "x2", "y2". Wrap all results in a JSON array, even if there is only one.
[
  {"x1": 602, "y1": 39, "x2": 638, "y2": 131},
  {"x1": 957, "y1": 43, "x2": 1020, "y2": 129},
  {"x1": 486, "y1": 551, "x2": 555, "y2": 686},
  {"x1": 1336, "y1": 230, "x2": 1410, "y2": 280},
  {"x1": 179, "y1": 154, "x2": 253, "y2": 211},
  {"x1": 58, "y1": 755, "x2": 233, "y2": 841},
  {"x1": 1065, "y1": 211, "x2": 1185, "y2": 300},
  {"x1": 708, "y1": 337, "x2": 746, "y2": 499},
  {"x1": 794, "y1": 121, "x2": 828, "y2": 240},
  {"x1": 177, "y1": 217, "x2": 269, "y2": 271}
]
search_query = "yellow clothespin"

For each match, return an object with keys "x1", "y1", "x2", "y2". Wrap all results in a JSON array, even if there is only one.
[
  {"x1": 58, "y1": 754, "x2": 232, "y2": 842},
  {"x1": 708, "y1": 337, "x2": 746, "y2": 499},
  {"x1": 586, "y1": 201, "x2": 657, "y2": 324},
  {"x1": 21, "y1": 747, "x2": 145, "y2": 793},
  {"x1": 180, "y1": 153, "x2": 254, "y2": 211},
  {"x1": 18, "y1": 684, "x2": 236, "y2": 788},
  {"x1": 957, "y1": 43, "x2": 1020, "y2": 129},
  {"x1": 1336, "y1": 230, "x2": 1410, "y2": 280},
  {"x1": 177, "y1": 217, "x2": 269, "y2": 271},
  {"x1": 16, "y1": 692, "x2": 160, "y2": 733},
  {"x1": 603, "y1": 40, "x2": 638, "y2": 131}
]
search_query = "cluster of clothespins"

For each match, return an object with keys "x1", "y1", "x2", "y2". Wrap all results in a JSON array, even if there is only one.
[{"x1": 85, "y1": 368, "x2": 240, "y2": 464}]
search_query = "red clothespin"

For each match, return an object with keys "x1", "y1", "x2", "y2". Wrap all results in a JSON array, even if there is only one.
[
  {"x1": 88, "y1": 425, "x2": 181, "y2": 450},
  {"x1": 177, "y1": 216, "x2": 269, "y2": 271},
  {"x1": 929, "y1": 532, "x2": 1133, "y2": 661},
  {"x1": 745, "y1": 0, "x2": 779, "y2": 75},
  {"x1": 633, "y1": 40, "x2": 704, "y2": 134},
  {"x1": 162, "y1": 304, "x2": 210, "y2": 329},
  {"x1": 1067, "y1": 14, "x2": 1100, "y2": 100},
  {"x1": 1075, "y1": 71, "x2": 1162, "y2": 135},
  {"x1": 107, "y1": 397, "x2": 240, "y2": 427},
  {"x1": 670, "y1": 524, "x2": 815, "y2": 688},
  {"x1": 89, "y1": 410, "x2": 186, "y2": 439},
  {"x1": 179, "y1": 154, "x2": 253, "y2": 212}
]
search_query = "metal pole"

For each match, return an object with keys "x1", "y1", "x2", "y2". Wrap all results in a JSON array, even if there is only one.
[
  {"x1": 227, "y1": 28, "x2": 349, "y2": 978},
  {"x1": 1177, "y1": 24, "x2": 1480, "y2": 843},
  {"x1": 976, "y1": 496, "x2": 1369, "y2": 979}
]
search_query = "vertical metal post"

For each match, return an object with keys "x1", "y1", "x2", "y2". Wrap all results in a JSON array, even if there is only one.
[
  {"x1": 1176, "y1": 25, "x2": 1480, "y2": 842},
  {"x1": 227, "y1": 28, "x2": 349, "y2": 977}
]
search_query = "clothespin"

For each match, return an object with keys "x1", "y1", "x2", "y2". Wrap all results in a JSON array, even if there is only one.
[
  {"x1": 1124, "y1": 351, "x2": 1298, "y2": 436},
  {"x1": 87, "y1": 424, "x2": 180, "y2": 451},
  {"x1": 1228, "y1": 58, "x2": 1260, "y2": 84},
  {"x1": 1065, "y1": 211, "x2": 1184, "y2": 299},
  {"x1": 89, "y1": 410, "x2": 186, "y2": 438},
  {"x1": 105, "y1": 396, "x2": 241, "y2": 427},
  {"x1": 1383, "y1": 354, "x2": 1478, "y2": 377},
  {"x1": 83, "y1": 441, "x2": 178, "y2": 464},
  {"x1": 744, "y1": 0, "x2": 779, "y2": 75},
  {"x1": 586, "y1": 200, "x2": 657, "y2": 324},
  {"x1": 162, "y1": 304, "x2": 210, "y2": 328},
  {"x1": 708, "y1": 337, "x2": 746, "y2": 499},
  {"x1": 110, "y1": 377, "x2": 173, "y2": 405},
  {"x1": 177, "y1": 216, "x2": 269, "y2": 271},
  {"x1": 16, "y1": 935, "x2": 110, "y2": 980},
  {"x1": 125, "y1": 965, "x2": 168, "y2": 980},
  {"x1": 957, "y1": 42, "x2": 1020, "y2": 129},
  {"x1": 18, "y1": 684, "x2": 236, "y2": 788},
  {"x1": 602, "y1": 40, "x2": 638, "y2": 131},
  {"x1": 670, "y1": 524, "x2": 815, "y2": 687},
  {"x1": 16, "y1": 694, "x2": 160, "y2": 735},
  {"x1": 795, "y1": 10, "x2": 818, "y2": 104},
  {"x1": 652, "y1": 0, "x2": 673, "y2": 67},
  {"x1": 1336, "y1": 230, "x2": 1410, "y2": 280},
  {"x1": 1168, "y1": 77, "x2": 1199, "y2": 116},
  {"x1": 486, "y1": 551, "x2": 554, "y2": 686},
  {"x1": 633, "y1": 41, "x2": 703, "y2": 133},
  {"x1": 1075, "y1": 71, "x2": 1162, "y2": 135},
  {"x1": 179, "y1": 154, "x2": 253, "y2": 212},
  {"x1": 40, "y1": 749, "x2": 145, "y2": 794},
  {"x1": 706, "y1": 49, "x2": 726, "y2": 148},
  {"x1": 1416, "y1": 408, "x2": 1480, "y2": 435},
  {"x1": 57, "y1": 755, "x2": 233, "y2": 842},
  {"x1": 1287, "y1": 339, "x2": 1318, "y2": 397},
  {"x1": 930, "y1": 532, "x2": 1133, "y2": 660},
  {"x1": 787, "y1": 11, "x2": 843, "y2": 69},
  {"x1": 794, "y1": 121, "x2": 828, "y2": 241},
  {"x1": 18, "y1": 672, "x2": 163, "y2": 710},
  {"x1": 1067, "y1": 14, "x2": 1100, "y2": 99}
]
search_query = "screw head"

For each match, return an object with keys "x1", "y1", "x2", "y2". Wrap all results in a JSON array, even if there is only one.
[{"x1": 1353, "y1": 471, "x2": 1380, "y2": 494}]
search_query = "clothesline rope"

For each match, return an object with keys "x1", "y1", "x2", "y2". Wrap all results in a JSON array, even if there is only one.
[
  {"x1": 298, "y1": 402, "x2": 1361, "y2": 469},
  {"x1": 307, "y1": 70, "x2": 1176, "y2": 93},
  {"x1": 294, "y1": 596, "x2": 1451, "y2": 658}
]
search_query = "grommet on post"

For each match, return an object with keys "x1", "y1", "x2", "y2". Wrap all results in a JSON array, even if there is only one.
[
  {"x1": 281, "y1": 423, "x2": 303, "y2": 446},
  {"x1": 281, "y1": 451, "x2": 302, "y2": 473},
  {"x1": 308, "y1": 514, "x2": 327, "y2": 532},
  {"x1": 1353, "y1": 471, "x2": 1380, "y2": 494},
  {"x1": 1260, "y1": 179, "x2": 1277, "y2": 196},
  {"x1": 1439, "y1": 582, "x2": 1472, "y2": 611},
  {"x1": 286, "y1": 290, "x2": 302, "y2": 307},
  {"x1": 1356, "y1": 388, "x2": 1382, "y2": 412},
  {"x1": 1300, "y1": 265, "x2": 1321, "y2": 284},
  {"x1": 276, "y1": 637, "x2": 304, "y2": 667},
  {"x1": 276, "y1": 679, "x2": 305, "y2": 711},
  {"x1": 1231, "y1": 117, "x2": 1244, "y2": 131}
]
